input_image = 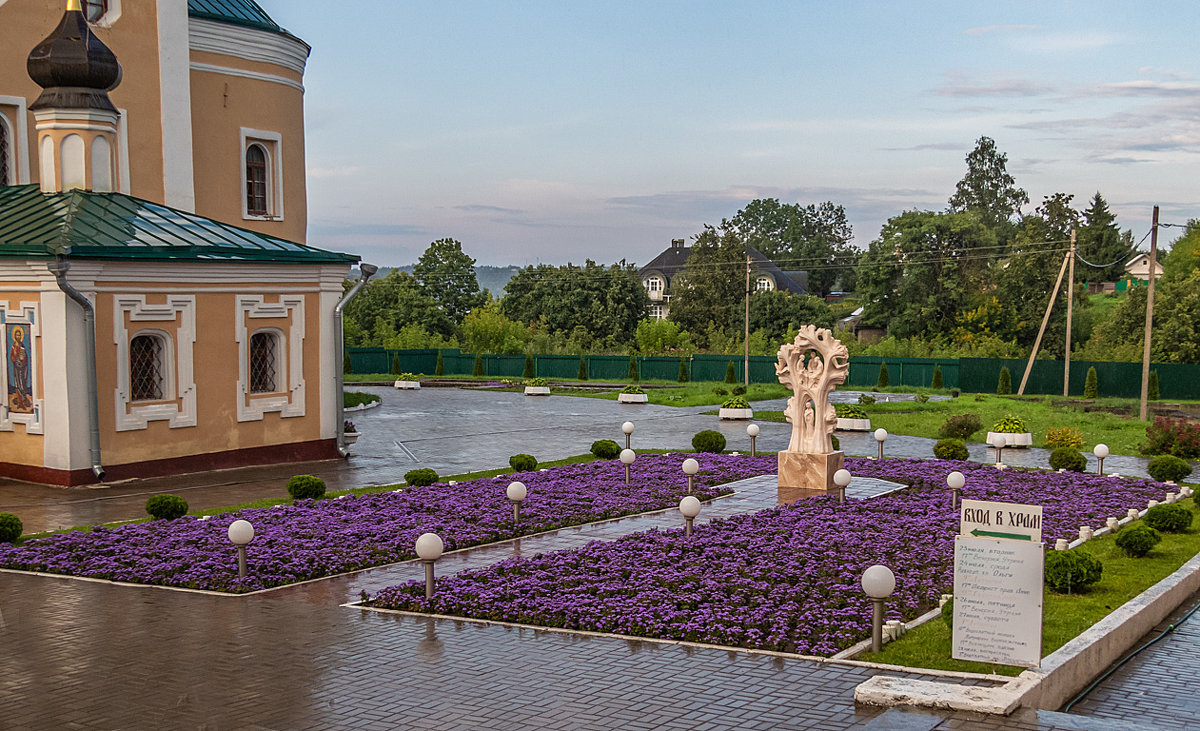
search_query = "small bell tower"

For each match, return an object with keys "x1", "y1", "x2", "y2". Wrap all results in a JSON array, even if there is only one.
[{"x1": 26, "y1": 0, "x2": 123, "y2": 193}]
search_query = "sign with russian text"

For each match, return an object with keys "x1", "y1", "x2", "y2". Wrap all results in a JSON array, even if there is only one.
[
  {"x1": 959, "y1": 499, "x2": 1042, "y2": 544},
  {"x1": 951, "y1": 536, "x2": 1044, "y2": 667}
]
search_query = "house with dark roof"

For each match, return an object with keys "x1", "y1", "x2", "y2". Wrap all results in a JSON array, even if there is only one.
[{"x1": 638, "y1": 238, "x2": 809, "y2": 319}]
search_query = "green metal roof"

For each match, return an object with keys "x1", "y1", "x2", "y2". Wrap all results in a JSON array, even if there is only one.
[
  {"x1": 0, "y1": 185, "x2": 357, "y2": 264},
  {"x1": 187, "y1": 0, "x2": 283, "y2": 34}
]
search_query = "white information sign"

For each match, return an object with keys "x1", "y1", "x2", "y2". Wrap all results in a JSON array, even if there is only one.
[
  {"x1": 959, "y1": 499, "x2": 1042, "y2": 544},
  {"x1": 951, "y1": 536, "x2": 1044, "y2": 667}
]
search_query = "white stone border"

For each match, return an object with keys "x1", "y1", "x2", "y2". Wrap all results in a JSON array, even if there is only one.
[
  {"x1": 0, "y1": 300, "x2": 43, "y2": 434},
  {"x1": 344, "y1": 399, "x2": 381, "y2": 413},
  {"x1": 719, "y1": 407, "x2": 753, "y2": 420},
  {"x1": 113, "y1": 294, "x2": 196, "y2": 431},
  {"x1": 618, "y1": 393, "x2": 648, "y2": 404}
]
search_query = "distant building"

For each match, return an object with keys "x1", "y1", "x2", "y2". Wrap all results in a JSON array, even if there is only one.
[
  {"x1": 638, "y1": 238, "x2": 808, "y2": 319},
  {"x1": 1125, "y1": 253, "x2": 1164, "y2": 282}
]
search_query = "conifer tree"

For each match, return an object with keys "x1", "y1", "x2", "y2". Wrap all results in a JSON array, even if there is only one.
[
  {"x1": 1083, "y1": 366, "x2": 1098, "y2": 399},
  {"x1": 878, "y1": 362, "x2": 890, "y2": 388},
  {"x1": 932, "y1": 364, "x2": 943, "y2": 389},
  {"x1": 997, "y1": 367, "x2": 1012, "y2": 395}
]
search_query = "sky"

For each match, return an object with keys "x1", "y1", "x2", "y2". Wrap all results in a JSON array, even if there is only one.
[{"x1": 264, "y1": 1, "x2": 1200, "y2": 268}]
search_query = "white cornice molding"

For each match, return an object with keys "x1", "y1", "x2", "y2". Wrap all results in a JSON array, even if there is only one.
[
  {"x1": 190, "y1": 62, "x2": 304, "y2": 92},
  {"x1": 1, "y1": 261, "x2": 350, "y2": 285},
  {"x1": 188, "y1": 18, "x2": 310, "y2": 76}
]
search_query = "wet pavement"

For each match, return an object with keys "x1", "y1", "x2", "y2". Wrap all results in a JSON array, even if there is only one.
[{"x1": 0, "y1": 387, "x2": 1195, "y2": 729}]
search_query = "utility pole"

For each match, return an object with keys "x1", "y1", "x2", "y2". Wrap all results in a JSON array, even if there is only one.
[
  {"x1": 1063, "y1": 228, "x2": 1076, "y2": 397},
  {"x1": 744, "y1": 255, "x2": 751, "y2": 388},
  {"x1": 1139, "y1": 206, "x2": 1160, "y2": 422},
  {"x1": 1018, "y1": 251, "x2": 1070, "y2": 396}
]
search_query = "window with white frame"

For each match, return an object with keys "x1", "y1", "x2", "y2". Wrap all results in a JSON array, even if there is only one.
[
  {"x1": 649, "y1": 304, "x2": 664, "y2": 319},
  {"x1": 129, "y1": 332, "x2": 169, "y2": 402},
  {"x1": 644, "y1": 276, "x2": 663, "y2": 292},
  {"x1": 241, "y1": 128, "x2": 283, "y2": 220},
  {"x1": 249, "y1": 330, "x2": 282, "y2": 394},
  {"x1": 755, "y1": 276, "x2": 774, "y2": 292}
]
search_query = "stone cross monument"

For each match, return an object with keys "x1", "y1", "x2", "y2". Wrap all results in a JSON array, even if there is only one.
[{"x1": 775, "y1": 325, "x2": 849, "y2": 491}]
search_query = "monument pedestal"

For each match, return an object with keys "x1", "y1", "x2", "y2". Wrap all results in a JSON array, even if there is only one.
[{"x1": 777, "y1": 450, "x2": 844, "y2": 493}]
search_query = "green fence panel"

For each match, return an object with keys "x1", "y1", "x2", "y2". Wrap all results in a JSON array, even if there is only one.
[{"x1": 847, "y1": 357, "x2": 960, "y2": 390}]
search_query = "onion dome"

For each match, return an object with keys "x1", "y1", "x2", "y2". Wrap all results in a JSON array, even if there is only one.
[{"x1": 27, "y1": 0, "x2": 122, "y2": 113}]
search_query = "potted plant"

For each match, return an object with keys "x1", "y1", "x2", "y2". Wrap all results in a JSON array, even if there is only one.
[
  {"x1": 393, "y1": 372, "x2": 421, "y2": 390},
  {"x1": 524, "y1": 377, "x2": 551, "y2": 396},
  {"x1": 718, "y1": 395, "x2": 753, "y2": 420},
  {"x1": 618, "y1": 384, "x2": 648, "y2": 404},
  {"x1": 987, "y1": 413, "x2": 1033, "y2": 447},
  {"x1": 834, "y1": 403, "x2": 871, "y2": 431},
  {"x1": 343, "y1": 419, "x2": 360, "y2": 446}
]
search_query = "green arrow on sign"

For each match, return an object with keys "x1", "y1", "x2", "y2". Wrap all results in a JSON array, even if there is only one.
[{"x1": 971, "y1": 528, "x2": 1033, "y2": 541}]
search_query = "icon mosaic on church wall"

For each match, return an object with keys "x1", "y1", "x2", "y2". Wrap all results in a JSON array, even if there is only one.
[{"x1": 6, "y1": 323, "x2": 33, "y2": 414}]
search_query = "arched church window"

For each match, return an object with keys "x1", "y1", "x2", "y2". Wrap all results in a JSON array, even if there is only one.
[
  {"x1": 245, "y1": 144, "x2": 269, "y2": 216},
  {"x1": 249, "y1": 330, "x2": 281, "y2": 393},
  {"x1": 129, "y1": 333, "x2": 166, "y2": 402},
  {"x1": 0, "y1": 116, "x2": 10, "y2": 185},
  {"x1": 83, "y1": 0, "x2": 108, "y2": 23}
]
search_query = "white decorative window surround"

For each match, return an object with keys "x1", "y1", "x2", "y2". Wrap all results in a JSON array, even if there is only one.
[
  {"x1": 113, "y1": 295, "x2": 196, "y2": 431},
  {"x1": 236, "y1": 295, "x2": 304, "y2": 421},
  {"x1": 239, "y1": 128, "x2": 283, "y2": 221},
  {"x1": 0, "y1": 301, "x2": 43, "y2": 434}
]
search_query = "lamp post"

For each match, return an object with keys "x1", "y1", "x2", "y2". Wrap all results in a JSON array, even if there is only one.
[
  {"x1": 622, "y1": 421, "x2": 635, "y2": 450},
  {"x1": 679, "y1": 495, "x2": 701, "y2": 537},
  {"x1": 747, "y1": 423, "x2": 759, "y2": 456},
  {"x1": 873, "y1": 428, "x2": 888, "y2": 460},
  {"x1": 506, "y1": 481, "x2": 527, "y2": 523},
  {"x1": 833, "y1": 468, "x2": 851, "y2": 504},
  {"x1": 415, "y1": 532, "x2": 444, "y2": 599},
  {"x1": 682, "y1": 458, "x2": 699, "y2": 494},
  {"x1": 990, "y1": 433, "x2": 1007, "y2": 467},
  {"x1": 620, "y1": 448, "x2": 636, "y2": 485},
  {"x1": 1094, "y1": 443, "x2": 1109, "y2": 475},
  {"x1": 861, "y1": 564, "x2": 896, "y2": 653},
  {"x1": 947, "y1": 471, "x2": 965, "y2": 509},
  {"x1": 227, "y1": 519, "x2": 254, "y2": 579}
]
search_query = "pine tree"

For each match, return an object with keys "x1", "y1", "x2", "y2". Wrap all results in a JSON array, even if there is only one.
[
  {"x1": 725, "y1": 361, "x2": 736, "y2": 383},
  {"x1": 877, "y1": 362, "x2": 890, "y2": 388},
  {"x1": 1083, "y1": 366, "x2": 1098, "y2": 399},
  {"x1": 997, "y1": 367, "x2": 1012, "y2": 395},
  {"x1": 391, "y1": 354, "x2": 401, "y2": 375},
  {"x1": 1148, "y1": 370, "x2": 1160, "y2": 401},
  {"x1": 523, "y1": 353, "x2": 535, "y2": 378},
  {"x1": 932, "y1": 364, "x2": 943, "y2": 389},
  {"x1": 628, "y1": 354, "x2": 639, "y2": 382},
  {"x1": 577, "y1": 355, "x2": 588, "y2": 381},
  {"x1": 473, "y1": 353, "x2": 484, "y2": 377},
  {"x1": 435, "y1": 350, "x2": 445, "y2": 376},
  {"x1": 344, "y1": 352, "x2": 353, "y2": 375},
  {"x1": 678, "y1": 356, "x2": 689, "y2": 383}
]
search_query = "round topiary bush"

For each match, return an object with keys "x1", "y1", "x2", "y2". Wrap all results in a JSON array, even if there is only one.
[
  {"x1": 1049, "y1": 447, "x2": 1087, "y2": 472},
  {"x1": 933, "y1": 438, "x2": 969, "y2": 461},
  {"x1": 1116, "y1": 524, "x2": 1161, "y2": 558},
  {"x1": 692, "y1": 430, "x2": 726, "y2": 453},
  {"x1": 1147, "y1": 455, "x2": 1193, "y2": 483},
  {"x1": 509, "y1": 453, "x2": 538, "y2": 471},
  {"x1": 731, "y1": 385, "x2": 747, "y2": 396},
  {"x1": 0, "y1": 512, "x2": 22, "y2": 543},
  {"x1": 145, "y1": 494, "x2": 189, "y2": 521},
  {"x1": 1044, "y1": 549, "x2": 1103, "y2": 594},
  {"x1": 404, "y1": 468, "x2": 439, "y2": 487},
  {"x1": 938, "y1": 413, "x2": 982, "y2": 440},
  {"x1": 1145, "y1": 504, "x2": 1192, "y2": 533},
  {"x1": 591, "y1": 439, "x2": 621, "y2": 459},
  {"x1": 287, "y1": 474, "x2": 327, "y2": 500}
]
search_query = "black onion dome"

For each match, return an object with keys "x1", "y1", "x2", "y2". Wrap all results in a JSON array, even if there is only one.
[{"x1": 27, "y1": 5, "x2": 121, "y2": 112}]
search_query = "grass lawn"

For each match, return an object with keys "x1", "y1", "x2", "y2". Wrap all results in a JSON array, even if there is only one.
[
  {"x1": 579, "y1": 380, "x2": 791, "y2": 407},
  {"x1": 860, "y1": 498, "x2": 1200, "y2": 676}
]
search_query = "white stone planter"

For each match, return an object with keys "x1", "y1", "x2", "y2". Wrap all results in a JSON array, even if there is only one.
[
  {"x1": 393, "y1": 380, "x2": 421, "y2": 390},
  {"x1": 836, "y1": 417, "x2": 871, "y2": 431},
  {"x1": 524, "y1": 386, "x2": 551, "y2": 396},
  {"x1": 618, "y1": 393, "x2": 648, "y2": 404},
  {"x1": 987, "y1": 431, "x2": 1033, "y2": 448},
  {"x1": 719, "y1": 408, "x2": 754, "y2": 420},
  {"x1": 343, "y1": 432, "x2": 360, "y2": 446}
]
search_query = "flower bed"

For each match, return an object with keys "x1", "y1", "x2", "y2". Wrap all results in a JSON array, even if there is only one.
[
  {"x1": 0, "y1": 455, "x2": 772, "y2": 593},
  {"x1": 366, "y1": 459, "x2": 1169, "y2": 656}
]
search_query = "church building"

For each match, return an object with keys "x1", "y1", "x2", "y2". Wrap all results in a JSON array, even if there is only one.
[{"x1": 0, "y1": 1, "x2": 369, "y2": 485}]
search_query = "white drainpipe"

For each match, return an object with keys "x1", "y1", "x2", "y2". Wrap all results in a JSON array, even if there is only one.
[
  {"x1": 334, "y1": 263, "x2": 377, "y2": 456},
  {"x1": 48, "y1": 258, "x2": 105, "y2": 480}
]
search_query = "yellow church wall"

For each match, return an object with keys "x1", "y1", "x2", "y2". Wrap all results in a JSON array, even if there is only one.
[{"x1": 0, "y1": 289, "x2": 44, "y2": 467}]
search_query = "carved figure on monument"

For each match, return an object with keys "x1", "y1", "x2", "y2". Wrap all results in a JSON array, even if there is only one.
[{"x1": 775, "y1": 325, "x2": 850, "y2": 493}]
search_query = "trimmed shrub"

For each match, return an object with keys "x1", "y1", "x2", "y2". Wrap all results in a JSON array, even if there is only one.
[
  {"x1": 858, "y1": 394, "x2": 876, "y2": 406},
  {"x1": 677, "y1": 356, "x2": 689, "y2": 383},
  {"x1": 473, "y1": 353, "x2": 484, "y2": 376},
  {"x1": 145, "y1": 494, "x2": 189, "y2": 521},
  {"x1": 721, "y1": 396, "x2": 749, "y2": 409},
  {"x1": 731, "y1": 384, "x2": 747, "y2": 396},
  {"x1": 1044, "y1": 550, "x2": 1103, "y2": 594},
  {"x1": 713, "y1": 387, "x2": 728, "y2": 396},
  {"x1": 934, "y1": 438, "x2": 969, "y2": 461},
  {"x1": 509, "y1": 453, "x2": 538, "y2": 471},
  {"x1": 525, "y1": 377, "x2": 548, "y2": 387},
  {"x1": 1142, "y1": 418, "x2": 1200, "y2": 459},
  {"x1": 938, "y1": 413, "x2": 982, "y2": 440},
  {"x1": 1049, "y1": 447, "x2": 1087, "y2": 472},
  {"x1": 831, "y1": 434, "x2": 840, "y2": 451},
  {"x1": 835, "y1": 404, "x2": 867, "y2": 419},
  {"x1": 577, "y1": 355, "x2": 588, "y2": 381},
  {"x1": 391, "y1": 354, "x2": 401, "y2": 375},
  {"x1": 932, "y1": 364, "x2": 944, "y2": 389},
  {"x1": 1145, "y1": 504, "x2": 1192, "y2": 533},
  {"x1": 877, "y1": 362, "x2": 889, "y2": 388},
  {"x1": 1116, "y1": 524, "x2": 1161, "y2": 558},
  {"x1": 1148, "y1": 370, "x2": 1159, "y2": 401},
  {"x1": 692, "y1": 430, "x2": 726, "y2": 453},
  {"x1": 915, "y1": 391, "x2": 929, "y2": 404},
  {"x1": 725, "y1": 361, "x2": 736, "y2": 383},
  {"x1": 941, "y1": 597, "x2": 954, "y2": 628},
  {"x1": 404, "y1": 468, "x2": 439, "y2": 487},
  {"x1": 523, "y1": 353, "x2": 535, "y2": 379},
  {"x1": 621, "y1": 384, "x2": 644, "y2": 394},
  {"x1": 343, "y1": 352, "x2": 352, "y2": 375},
  {"x1": 1045, "y1": 426, "x2": 1085, "y2": 449},
  {"x1": 1083, "y1": 366, "x2": 1098, "y2": 399},
  {"x1": 287, "y1": 474, "x2": 326, "y2": 500},
  {"x1": 435, "y1": 350, "x2": 445, "y2": 376},
  {"x1": 993, "y1": 414, "x2": 1028, "y2": 433},
  {"x1": 1147, "y1": 455, "x2": 1193, "y2": 483},
  {"x1": 0, "y1": 512, "x2": 22, "y2": 543},
  {"x1": 628, "y1": 355, "x2": 639, "y2": 382},
  {"x1": 591, "y1": 439, "x2": 621, "y2": 459},
  {"x1": 997, "y1": 367, "x2": 1011, "y2": 395}
]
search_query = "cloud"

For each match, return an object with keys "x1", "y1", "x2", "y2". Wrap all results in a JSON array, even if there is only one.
[
  {"x1": 879, "y1": 142, "x2": 967, "y2": 152},
  {"x1": 1088, "y1": 156, "x2": 1154, "y2": 165},
  {"x1": 307, "y1": 221, "x2": 429, "y2": 237},
  {"x1": 963, "y1": 24, "x2": 1040, "y2": 35},
  {"x1": 1094, "y1": 81, "x2": 1200, "y2": 98},
  {"x1": 453, "y1": 204, "x2": 526, "y2": 215},
  {"x1": 933, "y1": 79, "x2": 1057, "y2": 98}
]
